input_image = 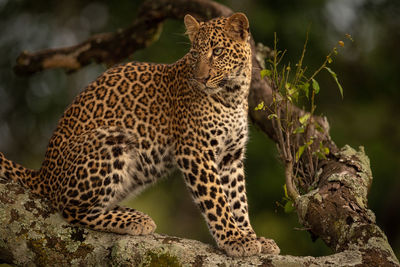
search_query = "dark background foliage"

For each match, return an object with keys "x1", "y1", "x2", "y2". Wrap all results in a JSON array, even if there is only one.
[{"x1": 0, "y1": 0, "x2": 398, "y2": 257}]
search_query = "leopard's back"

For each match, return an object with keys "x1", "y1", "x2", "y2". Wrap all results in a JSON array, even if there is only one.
[
  {"x1": 40, "y1": 62, "x2": 176, "y2": 205},
  {"x1": 57, "y1": 62, "x2": 171, "y2": 139}
]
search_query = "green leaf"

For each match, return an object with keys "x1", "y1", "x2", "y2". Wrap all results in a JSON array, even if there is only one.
[
  {"x1": 260, "y1": 69, "x2": 272, "y2": 79},
  {"x1": 314, "y1": 141, "x2": 328, "y2": 159},
  {"x1": 313, "y1": 151, "x2": 327, "y2": 160},
  {"x1": 311, "y1": 78, "x2": 320, "y2": 94},
  {"x1": 287, "y1": 86, "x2": 299, "y2": 102},
  {"x1": 254, "y1": 101, "x2": 264, "y2": 111},
  {"x1": 306, "y1": 139, "x2": 314, "y2": 146},
  {"x1": 325, "y1": 67, "x2": 344, "y2": 98},
  {"x1": 293, "y1": 126, "x2": 304, "y2": 134},
  {"x1": 288, "y1": 87, "x2": 297, "y2": 96},
  {"x1": 296, "y1": 145, "x2": 306, "y2": 162},
  {"x1": 284, "y1": 200, "x2": 295, "y2": 213},
  {"x1": 296, "y1": 139, "x2": 314, "y2": 162},
  {"x1": 299, "y1": 113, "x2": 310, "y2": 125},
  {"x1": 267, "y1": 113, "x2": 278, "y2": 120},
  {"x1": 300, "y1": 82, "x2": 310, "y2": 99},
  {"x1": 314, "y1": 122, "x2": 324, "y2": 133},
  {"x1": 319, "y1": 142, "x2": 330, "y2": 155}
]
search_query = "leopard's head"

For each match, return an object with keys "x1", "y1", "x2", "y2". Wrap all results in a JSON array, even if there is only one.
[{"x1": 184, "y1": 13, "x2": 252, "y2": 94}]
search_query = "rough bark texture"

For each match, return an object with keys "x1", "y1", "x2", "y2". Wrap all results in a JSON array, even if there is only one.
[
  {"x1": 2, "y1": 0, "x2": 399, "y2": 266},
  {"x1": 0, "y1": 179, "x2": 393, "y2": 266}
]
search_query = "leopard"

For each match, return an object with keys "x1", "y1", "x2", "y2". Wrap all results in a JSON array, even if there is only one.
[{"x1": 0, "y1": 13, "x2": 280, "y2": 257}]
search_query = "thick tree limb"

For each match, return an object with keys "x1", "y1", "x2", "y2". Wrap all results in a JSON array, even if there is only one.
[
  {"x1": 0, "y1": 179, "x2": 393, "y2": 266},
  {"x1": 13, "y1": 0, "x2": 231, "y2": 75},
  {"x1": 5, "y1": 0, "x2": 400, "y2": 266}
]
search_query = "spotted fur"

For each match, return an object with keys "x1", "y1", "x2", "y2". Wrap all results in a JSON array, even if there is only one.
[{"x1": 0, "y1": 13, "x2": 280, "y2": 257}]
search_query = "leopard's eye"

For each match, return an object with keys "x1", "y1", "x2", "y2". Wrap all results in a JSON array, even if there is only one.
[
  {"x1": 213, "y1": 47, "x2": 223, "y2": 56},
  {"x1": 191, "y1": 50, "x2": 199, "y2": 58}
]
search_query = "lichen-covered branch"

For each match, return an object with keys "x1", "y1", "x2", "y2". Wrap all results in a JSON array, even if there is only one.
[
  {"x1": 295, "y1": 145, "x2": 399, "y2": 266},
  {"x1": 6, "y1": 0, "x2": 400, "y2": 266},
  {"x1": 0, "y1": 179, "x2": 392, "y2": 266}
]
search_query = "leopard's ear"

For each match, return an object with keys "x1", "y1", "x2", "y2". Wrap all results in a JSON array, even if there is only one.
[
  {"x1": 225, "y1": 13, "x2": 249, "y2": 42},
  {"x1": 184, "y1": 14, "x2": 200, "y2": 42}
]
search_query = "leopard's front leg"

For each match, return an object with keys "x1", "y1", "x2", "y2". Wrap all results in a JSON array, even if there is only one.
[
  {"x1": 219, "y1": 153, "x2": 280, "y2": 255},
  {"x1": 175, "y1": 143, "x2": 261, "y2": 257}
]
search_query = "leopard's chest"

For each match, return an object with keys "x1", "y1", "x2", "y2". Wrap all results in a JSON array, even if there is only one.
[
  {"x1": 199, "y1": 103, "x2": 248, "y2": 163},
  {"x1": 218, "y1": 110, "x2": 248, "y2": 152}
]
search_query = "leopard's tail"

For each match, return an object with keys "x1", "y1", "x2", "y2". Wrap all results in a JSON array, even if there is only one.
[{"x1": 0, "y1": 152, "x2": 44, "y2": 196}]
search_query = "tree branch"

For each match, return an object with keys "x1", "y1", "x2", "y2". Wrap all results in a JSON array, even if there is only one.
[
  {"x1": 13, "y1": 0, "x2": 231, "y2": 75},
  {"x1": 5, "y1": 0, "x2": 400, "y2": 266},
  {"x1": 0, "y1": 179, "x2": 392, "y2": 266}
]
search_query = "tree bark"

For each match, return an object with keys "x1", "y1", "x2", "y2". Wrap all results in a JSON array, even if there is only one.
[
  {"x1": 2, "y1": 0, "x2": 399, "y2": 266},
  {"x1": 0, "y1": 179, "x2": 395, "y2": 266}
]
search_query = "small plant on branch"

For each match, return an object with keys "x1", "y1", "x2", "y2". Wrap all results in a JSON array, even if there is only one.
[{"x1": 256, "y1": 32, "x2": 351, "y2": 205}]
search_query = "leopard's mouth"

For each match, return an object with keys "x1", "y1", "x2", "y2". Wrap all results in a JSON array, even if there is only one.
[{"x1": 193, "y1": 74, "x2": 229, "y2": 87}]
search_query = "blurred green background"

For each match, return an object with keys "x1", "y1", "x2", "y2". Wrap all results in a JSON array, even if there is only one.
[{"x1": 0, "y1": 0, "x2": 399, "y2": 258}]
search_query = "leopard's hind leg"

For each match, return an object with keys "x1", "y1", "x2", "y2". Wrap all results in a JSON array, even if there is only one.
[
  {"x1": 62, "y1": 205, "x2": 156, "y2": 235},
  {"x1": 53, "y1": 126, "x2": 164, "y2": 235}
]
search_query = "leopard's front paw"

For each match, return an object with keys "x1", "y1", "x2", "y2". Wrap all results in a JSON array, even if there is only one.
[
  {"x1": 127, "y1": 215, "x2": 157, "y2": 235},
  {"x1": 221, "y1": 236, "x2": 262, "y2": 257},
  {"x1": 257, "y1": 236, "x2": 280, "y2": 255}
]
